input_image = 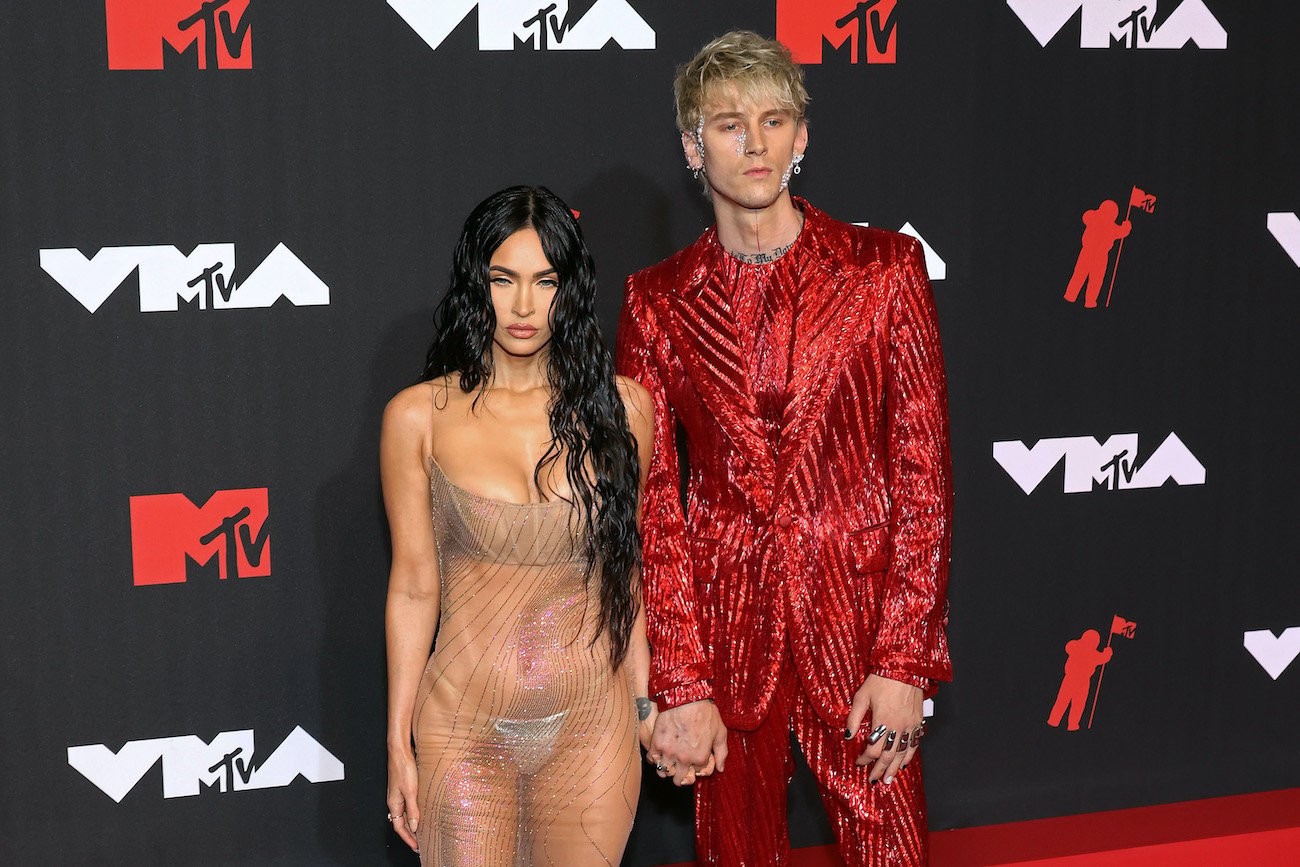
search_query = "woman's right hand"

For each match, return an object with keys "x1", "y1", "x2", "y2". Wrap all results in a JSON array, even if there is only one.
[{"x1": 386, "y1": 747, "x2": 420, "y2": 853}]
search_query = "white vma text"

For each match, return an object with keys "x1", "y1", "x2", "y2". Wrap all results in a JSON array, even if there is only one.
[
  {"x1": 853, "y1": 222, "x2": 946, "y2": 280},
  {"x1": 389, "y1": 0, "x2": 654, "y2": 51},
  {"x1": 1006, "y1": 0, "x2": 1226, "y2": 49},
  {"x1": 68, "y1": 726, "x2": 345, "y2": 803},
  {"x1": 40, "y1": 243, "x2": 329, "y2": 313},
  {"x1": 1267, "y1": 213, "x2": 1300, "y2": 267},
  {"x1": 993, "y1": 432, "x2": 1206, "y2": 494},
  {"x1": 1244, "y1": 628, "x2": 1300, "y2": 680}
]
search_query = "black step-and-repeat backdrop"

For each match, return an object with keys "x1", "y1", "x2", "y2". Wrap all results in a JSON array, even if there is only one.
[{"x1": 3, "y1": 2, "x2": 1298, "y2": 864}]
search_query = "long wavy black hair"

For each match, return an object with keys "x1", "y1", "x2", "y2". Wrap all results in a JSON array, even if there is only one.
[{"x1": 422, "y1": 186, "x2": 641, "y2": 669}]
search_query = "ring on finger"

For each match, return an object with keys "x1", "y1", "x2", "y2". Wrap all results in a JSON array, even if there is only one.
[
  {"x1": 899, "y1": 732, "x2": 911, "y2": 750},
  {"x1": 884, "y1": 730, "x2": 897, "y2": 750}
]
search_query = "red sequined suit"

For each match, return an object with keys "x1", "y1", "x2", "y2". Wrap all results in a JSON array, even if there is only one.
[{"x1": 616, "y1": 200, "x2": 952, "y2": 866}]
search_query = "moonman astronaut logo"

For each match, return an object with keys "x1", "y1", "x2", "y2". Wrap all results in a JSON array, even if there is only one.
[
  {"x1": 40, "y1": 243, "x2": 329, "y2": 313},
  {"x1": 1244, "y1": 628, "x2": 1300, "y2": 680},
  {"x1": 68, "y1": 726, "x2": 343, "y2": 802},
  {"x1": 130, "y1": 489, "x2": 270, "y2": 585},
  {"x1": 105, "y1": 0, "x2": 252, "y2": 70},
  {"x1": 1267, "y1": 213, "x2": 1300, "y2": 267},
  {"x1": 778, "y1": 0, "x2": 899, "y2": 65},
  {"x1": 388, "y1": 0, "x2": 655, "y2": 52},
  {"x1": 993, "y1": 432, "x2": 1205, "y2": 494},
  {"x1": 1007, "y1": 1, "x2": 1226, "y2": 50},
  {"x1": 1063, "y1": 186, "x2": 1155, "y2": 308},
  {"x1": 1048, "y1": 615, "x2": 1136, "y2": 730}
]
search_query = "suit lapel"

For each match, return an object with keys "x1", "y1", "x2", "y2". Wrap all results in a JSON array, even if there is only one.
[
  {"x1": 659, "y1": 233, "x2": 776, "y2": 484},
  {"x1": 776, "y1": 215, "x2": 879, "y2": 499}
]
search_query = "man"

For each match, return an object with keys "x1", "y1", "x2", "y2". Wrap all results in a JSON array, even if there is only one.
[{"x1": 615, "y1": 31, "x2": 952, "y2": 866}]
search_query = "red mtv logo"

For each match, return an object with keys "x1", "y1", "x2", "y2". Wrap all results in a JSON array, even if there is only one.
[
  {"x1": 106, "y1": 0, "x2": 252, "y2": 70},
  {"x1": 130, "y1": 489, "x2": 269, "y2": 585},
  {"x1": 777, "y1": 0, "x2": 898, "y2": 65}
]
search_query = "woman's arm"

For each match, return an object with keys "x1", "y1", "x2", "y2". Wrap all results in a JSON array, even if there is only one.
[
  {"x1": 618, "y1": 376, "x2": 658, "y2": 750},
  {"x1": 381, "y1": 385, "x2": 441, "y2": 853}
]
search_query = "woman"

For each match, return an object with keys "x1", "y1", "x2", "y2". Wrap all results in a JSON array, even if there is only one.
[{"x1": 382, "y1": 186, "x2": 656, "y2": 865}]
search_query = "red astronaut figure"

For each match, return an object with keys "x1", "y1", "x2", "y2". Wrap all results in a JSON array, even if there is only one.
[
  {"x1": 1064, "y1": 200, "x2": 1131, "y2": 308},
  {"x1": 1048, "y1": 629, "x2": 1113, "y2": 731}
]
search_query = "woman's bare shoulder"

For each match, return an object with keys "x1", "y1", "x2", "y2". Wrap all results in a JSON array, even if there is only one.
[
  {"x1": 615, "y1": 375, "x2": 653, "y2": 432},
  {"x1": 384, "y1": 375, "x2": 463, "y2": 434}
]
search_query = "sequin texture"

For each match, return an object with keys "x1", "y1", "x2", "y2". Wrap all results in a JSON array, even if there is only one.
[
  {"x1": 615, "y1": 198, "x2": 952, "y2": 864},
  {"x1": 411, "y1": 458, "x2": 639, "y2": 865}
]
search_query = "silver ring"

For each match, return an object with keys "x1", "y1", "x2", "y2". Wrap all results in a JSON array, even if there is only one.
[
  {"x1": 388, "y1": 812, "x2": 403, "y2": 822},
  {"x1": 867, "y1": 723, "x2": 888, "y2": 745},
  {"x1": 884, "y1": 730, "x2": 897, "y2": 750}
]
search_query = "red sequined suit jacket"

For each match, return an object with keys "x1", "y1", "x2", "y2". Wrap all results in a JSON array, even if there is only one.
[{"x1": 616, "y1": 200, "x2": 952, "y2": 732}]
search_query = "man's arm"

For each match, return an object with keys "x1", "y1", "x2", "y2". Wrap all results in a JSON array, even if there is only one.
[
  {"x1": 616, "y1": 274, "x2": 727, "y2": 785},
  {"x1": 871, "y1": 236, "x2": 953, "y2": 689},
  {"x1": 846, "y1": 236, "x2": 953, "y2": 783},
  {"x1": 614, "y1": 274, "x2": 713, "y2": 708}
]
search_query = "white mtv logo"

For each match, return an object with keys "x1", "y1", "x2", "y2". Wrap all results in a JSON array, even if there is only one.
[
  {"x1": 1244, "y1": 628, "x2": 1300, "y2": 680},
  {"x1": 1007, "y1": 0, "x2": 1227, "y2": 49},
  {"x1": 853, "y1": 222, "x2": 946, "y2": 280},
  {"x1": 389, "y1": 0, "x2": 654, "y2": 51},
  {"x1": 1267, "y1": 213, "x2": 1300, "y2": 266},
  {"x1": 993, "y1": 432, "x2": 1206, "y2": 494},
  {"x1": 68, "y1": 726, "x2": 344, "y2": 803},
  {"x1": 40, "y1": 243, "x2": 329, "y2": 313}
]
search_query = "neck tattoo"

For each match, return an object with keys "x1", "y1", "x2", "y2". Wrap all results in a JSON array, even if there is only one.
[{"x1": 728, "y1": 237, "x2": 796, "y2": 265}]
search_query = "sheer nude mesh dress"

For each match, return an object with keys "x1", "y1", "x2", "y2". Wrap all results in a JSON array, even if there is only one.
[{"x1": 413, "y1": 454, "x2": 640, "y2": 866}]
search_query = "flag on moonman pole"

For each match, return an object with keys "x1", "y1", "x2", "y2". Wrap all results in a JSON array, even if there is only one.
[
  {"x1": 1110, "y1": 615, "x2": 1137, "y2": 639},
  {"x1": 1129, "y1": 186, "x2": 1157, "y2": 213}
]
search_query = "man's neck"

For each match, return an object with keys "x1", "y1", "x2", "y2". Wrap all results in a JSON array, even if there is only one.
[{"x1": 714, "y1": 192, "x2": 804, "y2": 258}]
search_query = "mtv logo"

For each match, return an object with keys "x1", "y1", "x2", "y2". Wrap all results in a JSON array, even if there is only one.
[
  {"x1": 130, "y1": 489, "x2": 270, "y2": 585},
  {"x1": 993, "y1": 432, "x2": 1206, "y2": 494},
  {"x1": 1267, "y1": 213, "x2": 1300, "y2": 266},
  {"x1": 777, "y1": 0, "x2": 898, "y2": 65},
  {"x1": 68, "y1": 726, "x2": 344, "y2": 802},
  {"x1": 1006, "y1": 0, "x2": 1227, "y2": 50},
  {"x1": 40, "y1": 243, "x2": 329, "y2": 313},
  {"x1": 389, "y1": 0, "x2": 655, "y2": 51},
  {"x1": 854, "y1": 222, "x2": 946, "y2": 280},
  {"x1": 106, "y1": 0, "x2": 252, "y2": 70}
]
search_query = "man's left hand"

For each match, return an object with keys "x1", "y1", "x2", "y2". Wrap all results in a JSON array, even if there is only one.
[{"x1": 845, "y1": 675, "x2": 924, "y2": 784}]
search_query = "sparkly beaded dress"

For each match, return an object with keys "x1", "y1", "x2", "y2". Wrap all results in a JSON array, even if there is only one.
[{"x1": 412, "y1": 456, "x2": 639, "y2": 866}]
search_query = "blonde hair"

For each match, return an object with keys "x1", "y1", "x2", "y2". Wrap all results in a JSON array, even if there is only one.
[{"x1": 673, "y1": 30, "x2": 809, "y2": 134}]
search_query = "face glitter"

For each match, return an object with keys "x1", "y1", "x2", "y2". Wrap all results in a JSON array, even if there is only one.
[{"x1": 735, "y1": 127, "x2": 747, "y2": 156}]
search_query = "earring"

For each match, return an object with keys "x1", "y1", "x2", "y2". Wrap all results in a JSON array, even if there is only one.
[{"x1": 792, "y1": 152, "x2": 804, "y2": 175}]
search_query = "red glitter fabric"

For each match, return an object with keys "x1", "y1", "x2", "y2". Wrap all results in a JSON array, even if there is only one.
[{"x1": 615, "y1": 199, "x2": 951, "y2": 862}]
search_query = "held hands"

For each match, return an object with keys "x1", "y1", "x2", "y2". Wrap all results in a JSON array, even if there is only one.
[
  {"x1": 646, "y1": 698, "x2": 728, "y2": 786},
  {"x1": 386, "y1": 746, "x2": 420, "y2": 853},
  {"x1": 845, "y1": 675, "x2": 925, "y2": 785}
]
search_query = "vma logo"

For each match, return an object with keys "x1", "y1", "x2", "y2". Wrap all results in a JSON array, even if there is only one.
[
  {"x1": 40, "y1": 243, "x2": 329, "y2": 313},
  {"x1": 68, "y1": 726, "x2": 343, "y2": 803},
  {"x1": 1244, "y1": 627, "x2": 1300, "y2": 680},
  {"x1": 130, "y1": 488, "x2": 270, "y2": 586},
  {"x1": 1048, "y1": 615, "x2": 1136, "y2": 731},
  {"x1": 994, "y1": 432, "x2": 1206, "y2": 494},
  {"x1": 853, "y1": 221, "x2": 946, "y2": 280},
  {"x1": 389, "y1": 0, "x2": 655, "y2": 52},
  {"x1": 106, "y1": 0, "x2": 252, "y2": 70},
  {"x1": 1007, "y1": 0, "x2": 1226, "y2": 50},
  {"x1": 1063, "y1": 186, "x2": 1156, "y2": 309},
  {"x1": 1268, "y1": 213, "x2": 1300, "y2": 267},
  {"x1": 778, "y1": 0, "x2": 899, "y2": 65}
]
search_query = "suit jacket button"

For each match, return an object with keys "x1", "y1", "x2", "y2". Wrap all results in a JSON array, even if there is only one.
[{"x1": 776, "y1": 514, "x2": 793, "y2": 529}]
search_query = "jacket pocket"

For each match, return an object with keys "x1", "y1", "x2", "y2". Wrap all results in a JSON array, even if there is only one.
[{"x1": 846, "y1": 521, "x2": 890, "y2": 574}]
